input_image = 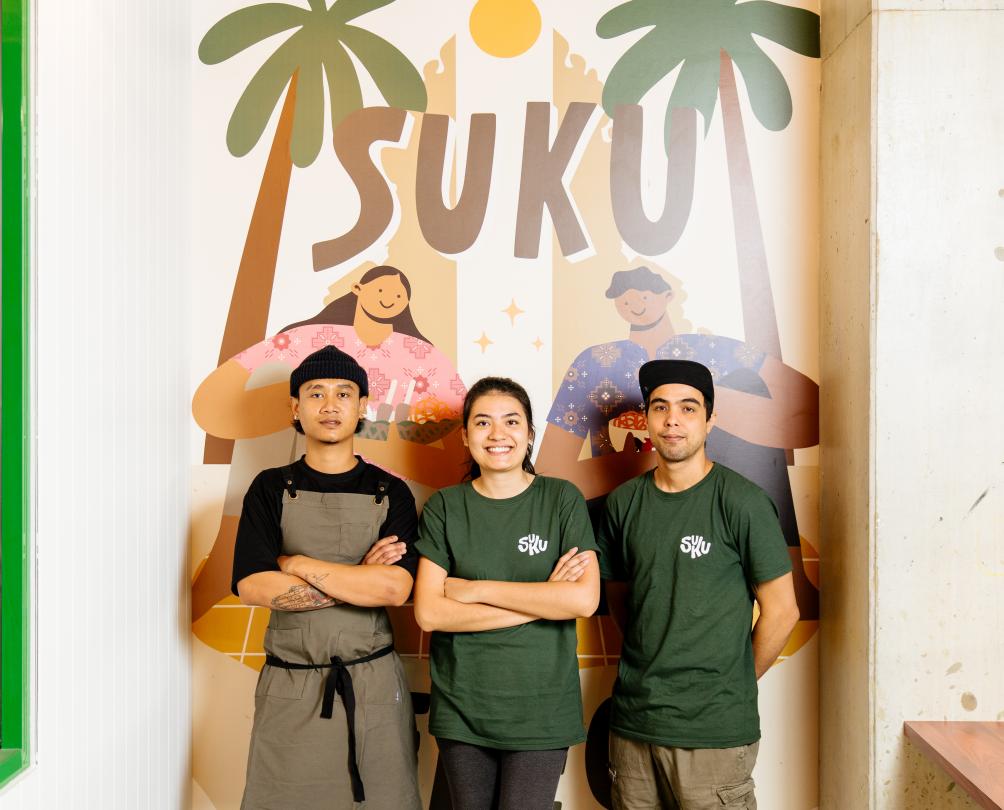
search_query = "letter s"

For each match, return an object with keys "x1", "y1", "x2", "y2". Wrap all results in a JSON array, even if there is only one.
[{"x1": 312, "y1": 107, "x2": 408, "y2": 272}]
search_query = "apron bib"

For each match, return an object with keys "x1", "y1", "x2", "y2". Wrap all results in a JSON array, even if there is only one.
[{"x1": 241, "y1": 472, "x2": 420, "y2": 810}]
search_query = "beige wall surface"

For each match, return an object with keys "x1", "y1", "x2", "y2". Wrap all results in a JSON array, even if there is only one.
[
  {"x1": 820, "y1": 4, "x2": 1004, "y2": 809},
  {"x1": 873, "y1": 9, "x2": 1004, "y2": 809}
]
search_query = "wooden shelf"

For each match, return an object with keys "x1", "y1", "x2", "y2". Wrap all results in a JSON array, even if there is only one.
[{"x1": 904, "y1": 722, "x2": 1004, "y2": 810}]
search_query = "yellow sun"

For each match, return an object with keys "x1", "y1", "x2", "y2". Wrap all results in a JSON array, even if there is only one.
[{"x1": 469, "y1": 0, "x2": 542, "y2": 58}]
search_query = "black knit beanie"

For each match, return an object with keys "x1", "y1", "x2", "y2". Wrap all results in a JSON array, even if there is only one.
[{"x1": 289, "y1": 345, "x2": 369, "y2": 398}]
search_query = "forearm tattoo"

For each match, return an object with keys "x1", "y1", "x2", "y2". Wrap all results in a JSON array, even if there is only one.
[
  {"x1": 271, "y1": 584, "x2": 337, "y2": 611},
  {"x1": 306, "y1": 571, "x2": 329, "y2": 588}
]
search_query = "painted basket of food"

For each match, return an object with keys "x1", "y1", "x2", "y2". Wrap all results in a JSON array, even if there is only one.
[
  {"x1": 395, "y1": 396, "x2": 461, "y2": 444},
  {"x1": 608, "y1": 410, "x2": 653, "y2": 452},
  {"x1": 358, "y1": 419, "x2": 391, "y2": 441}
]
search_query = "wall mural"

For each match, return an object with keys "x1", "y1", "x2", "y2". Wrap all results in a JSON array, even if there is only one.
[{"x1": 189, "y1": 1, "x2": 821, "y2": 807}]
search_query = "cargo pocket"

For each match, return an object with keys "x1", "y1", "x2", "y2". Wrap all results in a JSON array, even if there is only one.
[{"x1": 716, "y1": 777, "x2": 756, "y2": 808}]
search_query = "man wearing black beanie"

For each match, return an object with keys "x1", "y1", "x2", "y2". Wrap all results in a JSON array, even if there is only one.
[
  {"x1": 232, "y1": 345, "x2": 420, "y2": 809},
  {"x1": 598, "y1": 359, "x2": 799, "y2": 810}
]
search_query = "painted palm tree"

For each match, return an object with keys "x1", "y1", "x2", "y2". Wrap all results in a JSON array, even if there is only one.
[
  {"x1": 597, "y1": 0, "x2": 819, "y2": 356},
  {"x1": 199, "y1": 0, "x2": 427, "y2": 462}
]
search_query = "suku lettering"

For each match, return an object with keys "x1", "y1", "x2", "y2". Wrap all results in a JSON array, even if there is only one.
[
  {"x1": 311, "y1": 102, "x2": 694, "y2": 270},
  {"x1": 517, "y1": 533, "x2": 548, "y2": 556},
  {"x1": 680, "y1": 534, "x2": 711, "y2": 559}
]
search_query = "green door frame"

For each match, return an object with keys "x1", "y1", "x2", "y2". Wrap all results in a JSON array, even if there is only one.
[{"x1": 0, "y1": 0, "x2": 31, "y2": 786}]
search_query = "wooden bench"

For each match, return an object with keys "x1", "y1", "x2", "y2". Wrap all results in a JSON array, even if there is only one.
[{"x1": 903, "y1": 722, "x2": 1004, "y2": 810}]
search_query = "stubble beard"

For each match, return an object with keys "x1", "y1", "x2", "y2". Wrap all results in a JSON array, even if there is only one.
[{"x1": 653, "y1": 436, "x2": 704, "y2": 465}]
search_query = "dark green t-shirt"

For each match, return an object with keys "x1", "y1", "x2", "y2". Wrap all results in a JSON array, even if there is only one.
[
  {"x1": 415, "y1": 476, "x2": 597, "y2": 750},
  {"x1": 597, "y1": 463, "x2": 792, "y2": 749}
]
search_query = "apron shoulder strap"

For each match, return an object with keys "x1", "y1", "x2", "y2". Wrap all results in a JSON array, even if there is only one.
[
  {"x1": 357, "y1": 461, "x2": 391, "y2": 505},
  {"x1": 279, "y1": 464, "x2": 298, "y2": 499}
]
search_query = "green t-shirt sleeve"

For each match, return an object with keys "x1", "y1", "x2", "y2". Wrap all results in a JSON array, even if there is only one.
[
  {"x1": 596, "y1": 491, "x2": 627, "y2": 581},
  {"x1": 556, "y1": 480, "x2": 598, "y2": 556},
  {"x1": 733, "y1": 489, "x2": 793, "y2": 584},
  {"x1": 415, "y1": 490, "x2": 452, "y2": 572}
]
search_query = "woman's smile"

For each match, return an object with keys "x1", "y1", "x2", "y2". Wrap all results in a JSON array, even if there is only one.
[{"x1": 464, "y1": 393, "x2": 532, "y2": 475}]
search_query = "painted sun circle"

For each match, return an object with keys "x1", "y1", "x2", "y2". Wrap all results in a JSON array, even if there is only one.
[{"x1": 469, "y1": 0, "x2": 542, "y2": 58}]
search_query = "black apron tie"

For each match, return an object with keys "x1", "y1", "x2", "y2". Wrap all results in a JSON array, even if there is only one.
[{"x1": 265, "y1": 644, "x2": 394, "y2": 803}]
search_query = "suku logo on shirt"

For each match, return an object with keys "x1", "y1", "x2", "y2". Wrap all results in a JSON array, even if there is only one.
[
  {"x1": 680, "y1": 534, "x2": 711, "y2": 559},
  {"x1": 517, "y1": 533, "x2": 548, "y2": 556}
]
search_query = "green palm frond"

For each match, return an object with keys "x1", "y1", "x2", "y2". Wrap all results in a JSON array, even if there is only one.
[
  {"x1": 331, "y1": 0, "x2": 396, "y2": 24},
  {"x1": 602, "y1": 29, "x2": 684, "y2": 117},
  {"x1": 203, "y1": 0, "x2": 426, "y2": 166},
  {"x1": 728, "y1": 37, "x2": 792, "y2": 131},
  {"x1": 338, "y1": 24, "x2": 428, "y2": 111},
  {"x1": 738, "y1": 1, "x2": 820, "y2": 58},
  {"x1": 199, "y1": 3, "x2": 307, "y2": 64},
  {"x1": 597, "y1": 0, "x2": 819, "y2": 150},
  {"x1": 226, "y1": 33, "x2": 305, "y2": 157},
  {"x1": 596, "y1": 0, "x2": 663, "y2": 39},
  {"x1": 667, "y1": 53, "x2": 721, "y2": 136},
  {"x1": 321, "y1": 42, "x2": 364, "y2": 136}
]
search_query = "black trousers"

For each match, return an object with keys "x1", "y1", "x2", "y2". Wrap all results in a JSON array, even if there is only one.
[{"x1": 437, "y1": 738, "x2": 567, "y2": 810}]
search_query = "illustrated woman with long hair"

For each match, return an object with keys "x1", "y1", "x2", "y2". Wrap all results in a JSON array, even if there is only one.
[
  {"x1": 192, "y1": 265, "x2": 467, "y2": 620},
  {"x1": 414, "y1": 377, "x2": 600, "y2": 810}
]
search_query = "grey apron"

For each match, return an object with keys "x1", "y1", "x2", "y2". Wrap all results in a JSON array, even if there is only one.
[{"x1": 242, "y1": 470, "x2": 420, "y2": 810}]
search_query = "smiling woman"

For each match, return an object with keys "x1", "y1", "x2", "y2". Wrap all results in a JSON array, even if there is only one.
[
  {"x1": 413, "y1": 377, "x2": 601, "y2": 810},
  {"x1": 0, "y1": 0, "x2": 31, "y2": 787}
]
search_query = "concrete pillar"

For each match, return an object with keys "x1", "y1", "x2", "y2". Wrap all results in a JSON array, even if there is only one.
[{"x1": 820, "y1": 2, "x2": 1004, "y2": 808}]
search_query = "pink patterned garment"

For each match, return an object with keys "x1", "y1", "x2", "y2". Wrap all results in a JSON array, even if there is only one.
[{"x1": 236, "y1": 325, "x2": 466, "y2": 428}]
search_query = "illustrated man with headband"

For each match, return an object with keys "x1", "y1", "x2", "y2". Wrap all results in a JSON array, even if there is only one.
[
  {"x1": 598, "y1": 359, "x2": 800, "y2": 810},
  {"x1": 231, "y1": 344, "x2": 420, "y2": 809}
]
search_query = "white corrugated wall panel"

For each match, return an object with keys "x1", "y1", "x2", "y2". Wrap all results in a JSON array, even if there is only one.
[{"x1": 0, "y1": 1, "x2": 192, "y2": 808}]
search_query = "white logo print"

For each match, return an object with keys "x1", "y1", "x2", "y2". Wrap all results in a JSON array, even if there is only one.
[
  {"x1": 517, "y1": 533, "x2": 549, "y2": 556},
  {"x1": 680, "y1": 534, "x2": 711, "y2": 559}
]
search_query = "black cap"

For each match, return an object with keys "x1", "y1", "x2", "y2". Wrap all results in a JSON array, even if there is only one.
[
  {"x1": 639, "y1": 359, "x2": 714, "y2": 414},
  {"x1": 289, "y1": 345, "x2": 369, "y2": 398}
]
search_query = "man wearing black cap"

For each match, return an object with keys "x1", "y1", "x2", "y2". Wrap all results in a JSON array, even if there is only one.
[
  {"x1": 597, "y1": 359, "x2": 800, "y2": 810},
  {"x1": 232, "y1": 345, "x2": 420, "y2": 809}
]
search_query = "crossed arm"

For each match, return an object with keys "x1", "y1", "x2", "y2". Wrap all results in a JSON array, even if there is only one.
[
  {"x1": 236, "y1": 536, "x2": 413, "y2": 611},
  {"x1": 413, "y1": 548, "x2": 600, "y2": 633}
]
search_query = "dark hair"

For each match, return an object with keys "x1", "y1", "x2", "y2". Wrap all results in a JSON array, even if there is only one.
[
  {"x1": 604, "y1": 266, "x2": 672, "y2": 298},
  {"x1": 461, "y1": 377, "x2": 536, "y2": 482},
  {"x1": 282, "y1": 265, "x2": 430, "y2": 341}
]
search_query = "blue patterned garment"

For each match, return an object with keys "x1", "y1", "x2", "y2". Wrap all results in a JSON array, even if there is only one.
[{"x1": 546, "y1": 334, "x2": 766, "y2": 457}]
